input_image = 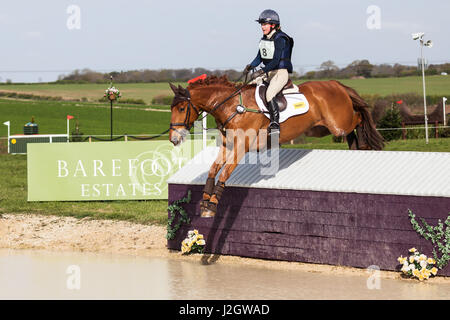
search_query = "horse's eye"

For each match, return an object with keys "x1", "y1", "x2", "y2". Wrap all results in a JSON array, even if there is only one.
[{"x1": 179, "y1": 107, "x2": 185, "y2": 112}]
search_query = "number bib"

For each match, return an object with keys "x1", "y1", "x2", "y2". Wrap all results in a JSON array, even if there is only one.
[{"x1": 259, "y1": 40, "x2": 275, "y2": 59}]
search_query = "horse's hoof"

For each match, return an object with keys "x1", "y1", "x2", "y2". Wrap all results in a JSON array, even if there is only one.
[
  {"x1": 201, "y1": 202, "x2": 217, "y2": 218},
  {"x1": 201, "y1": 209, "x2": 216, "y2": 218},
  {"x1": 199, "y1": 200, "x2": 208, "y2": 211}
]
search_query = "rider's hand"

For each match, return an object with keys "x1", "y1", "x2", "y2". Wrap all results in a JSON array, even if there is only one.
[
  {"x1": 251, "y1": 69, "x2": 265, "y2": 80},
  {"x1": 243, "y1": 64, "x2": 253, "y2": 75}
]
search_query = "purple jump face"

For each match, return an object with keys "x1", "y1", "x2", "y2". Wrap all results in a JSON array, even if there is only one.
[{"x1": 168, "y1": 183, "x2": 450, "y2": 276}]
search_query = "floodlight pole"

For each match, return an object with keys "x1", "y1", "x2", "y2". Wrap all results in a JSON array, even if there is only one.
[
  {"x1": 3, "y1": 121, "x2": 10, "y2": 154},
  {"x1": 110, "y1": 99, "x2": 113, "y2": 141},
  {"x1": 444, "y1": 97, "x2": 447, "y2": 126},
  {"x1": 420, "y1": 39, "x2": 429, "y2": 144}
]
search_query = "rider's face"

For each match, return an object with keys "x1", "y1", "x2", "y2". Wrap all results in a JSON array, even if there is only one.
[{"x1": 261, "y1": 23, "x2": 274, "y2": 35}]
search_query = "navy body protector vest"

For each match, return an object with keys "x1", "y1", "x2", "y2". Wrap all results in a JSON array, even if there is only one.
[{"x1": 259, "y1": 30, "x2": 294, "y2": 73}]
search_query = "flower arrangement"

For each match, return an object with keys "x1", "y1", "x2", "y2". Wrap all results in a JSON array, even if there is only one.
[
  {"x1": 166, "y1": 190, "x2": 191, "y2": 240},
  {"x1": 104, "y1": 86, "x2": 121, "y2": 101},
  {"x1": 398, "y1": 248, "x2": 438, "y2": 281},
  {"x1": 408, "y1": 210, "x2": 450, "y2": 270},
  {"x1": 181, "y1": 229, "x2": 206, "y2": 254}
]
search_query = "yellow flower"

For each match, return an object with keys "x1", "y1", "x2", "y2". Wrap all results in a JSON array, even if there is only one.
[
  {"x1": 181, "y1": 244, "x2": 189, "y2": 253},
  {"x1": 427, "y1": 258, "x2": 435, "y2": 264},
  {"x1": 196, "y1": 239, "x2": 205, "y2": 246},
  {"x1": 418, "y1": 274, "x2": 424, "y2": 281},
  {"x1": 409, "y1": 248, "x2": 417, "y2": 253},
  {"x1": 197, "y1": 234, "x2": 204, "y2": 240},
  {"x1": 409, "y1": 256, "x2": 415, "y2": 264},
  {"x1": 193, "y1": 229, "x2": 199, "y2": 235},
  {"x1": 413, "y1": 269, "x2": 420, "y2": 278},
  {"x1": 419, "y1": 254, "x2": 427, "y2": 261},
  {"x1": 397, "y1": 256, "x2": 407, "y2": 264},
  {"x1": 431, "y1": 267, "x2": 438, "y2": 276}
]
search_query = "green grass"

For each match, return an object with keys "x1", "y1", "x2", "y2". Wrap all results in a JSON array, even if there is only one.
[
  {"x1": 0, "y1": 98, "x2": 216, "y2": 138},
  {"x1": 0, "y1": 82, "x2": 185, "y2": 105},
  {"x1": 284, "y1": 135, "x2": 450, "y2": 152},
  {"x1": 297, "y1": 75, "x2": 450, "y2": 96},
  {"x1": 2, "y1": 76, "x2": 450, "y2": 103},
  {"x1": 0, "y1": 153, "x2": 168, "y2": 224}
]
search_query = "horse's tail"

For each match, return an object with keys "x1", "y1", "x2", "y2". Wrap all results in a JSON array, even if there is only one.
[{"x1": 335, "y1": 81, "x2": 385, "y2": 150}]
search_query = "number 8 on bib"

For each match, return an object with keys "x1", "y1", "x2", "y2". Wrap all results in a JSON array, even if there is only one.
[{"x1": 259, "y1": 40, "x2": 275, "y2": 59}]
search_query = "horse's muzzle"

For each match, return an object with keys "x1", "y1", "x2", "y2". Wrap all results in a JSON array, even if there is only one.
[{"x1": 170, "y1": 128, "x2": 189, "y2": 146}]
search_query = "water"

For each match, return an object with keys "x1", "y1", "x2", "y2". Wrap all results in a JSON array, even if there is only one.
[{"x1": 0, "y1": 249, "x2": 449, "y2": 300}]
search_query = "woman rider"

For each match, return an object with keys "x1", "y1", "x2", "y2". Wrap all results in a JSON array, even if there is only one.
[{"x1": 244, "y1": 9, "x2": 294, "y2": 135}]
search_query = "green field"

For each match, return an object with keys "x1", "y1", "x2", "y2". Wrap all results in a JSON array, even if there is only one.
[
  {"x1": 1, "y1": 75, "x2": 450, "y2": 104},
  {"x1": 0, "y1": 98, "x2": 172, "y2": 137},
  {"x1": 1, "y1": 78, "x2": 449, "y2": 226},
  {"x1": 304, "y1": 75, "x2": 450, "y2": 96},
  {"x1": 0, "y1": 82, "x2": 184, "y2": 105},
  {"x1": 284, "y1": 135, "x2": 450, "y2": 152}
]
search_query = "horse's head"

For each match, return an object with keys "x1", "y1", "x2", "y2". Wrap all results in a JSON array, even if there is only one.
[{"x1": 168, "y1": 83, "x2": 201, "y2": 146}]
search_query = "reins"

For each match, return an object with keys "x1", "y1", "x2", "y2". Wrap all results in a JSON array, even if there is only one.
[{"x1": 169, "y1": 73, "x2": 265, "y2": 134}]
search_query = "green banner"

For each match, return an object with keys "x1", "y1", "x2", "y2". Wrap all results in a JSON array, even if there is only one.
[{"x1": 27, "y1": 140, "x2": 211, "y2": 201}]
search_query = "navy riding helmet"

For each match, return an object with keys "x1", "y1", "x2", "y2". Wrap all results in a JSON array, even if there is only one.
[{"x1": 256, "y1": 9, "x2": 280, "y2": 25}]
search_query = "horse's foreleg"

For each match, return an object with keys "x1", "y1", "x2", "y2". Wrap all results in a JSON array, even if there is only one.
[
  {"x1": 201, "y1": 135, "x2": 250, "y2": 217},
  {"x1": 200, "y1": 144, "x2": 227, "y2": 211}
]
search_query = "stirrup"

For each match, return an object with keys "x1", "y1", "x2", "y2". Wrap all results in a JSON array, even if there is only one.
[{"x1": 268, "y1": 122, "x2": 280, "y2": 134}]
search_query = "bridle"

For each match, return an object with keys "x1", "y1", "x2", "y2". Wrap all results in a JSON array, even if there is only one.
[
  {"x1": 169, "y1": 76, "x2": 252, "y2": 134},
  {"x1": 169, "y1": 90, "x2": 201, "y2": 133}
]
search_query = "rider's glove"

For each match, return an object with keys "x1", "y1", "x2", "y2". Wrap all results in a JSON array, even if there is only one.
[{"x1": 251, "y1": 69, "x2": 265, "y2": 80}]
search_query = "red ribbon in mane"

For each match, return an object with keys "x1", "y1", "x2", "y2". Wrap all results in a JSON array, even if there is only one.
[{"x1": 187, "y1": 74, "x2": 207, "y2": 84}]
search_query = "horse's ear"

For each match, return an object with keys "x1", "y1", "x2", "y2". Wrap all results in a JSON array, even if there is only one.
[
  {"x1": 177, "y1": 85, "x2": 188, "y2": 98},
  {"x1": 169, "y1": 83, "x2": 178, "y2": 94}
]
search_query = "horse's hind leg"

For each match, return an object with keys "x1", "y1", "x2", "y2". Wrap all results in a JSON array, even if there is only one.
[
  {"x1": 346, "y1": 131, "x2": 358, "y2": 150},
  {"x1": 355, "y1": 125, "x2": 370, "y2": 150},
  {"x1": 343, "y1": 112, "x2": 368, "y2": 150}
]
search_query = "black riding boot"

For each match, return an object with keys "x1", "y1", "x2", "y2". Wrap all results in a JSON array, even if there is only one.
[{"x1": 267, "y1": 99, "x2": 280, "y2": 135}]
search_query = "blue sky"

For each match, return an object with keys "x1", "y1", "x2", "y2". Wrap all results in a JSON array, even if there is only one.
[{"x1": 0, "y1": 0, "x2": 449, "y2": 82}]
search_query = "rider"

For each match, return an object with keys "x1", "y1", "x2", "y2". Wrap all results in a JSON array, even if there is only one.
[{"x1": 244, "y1": 9, "x2": 294, "y2": 135}]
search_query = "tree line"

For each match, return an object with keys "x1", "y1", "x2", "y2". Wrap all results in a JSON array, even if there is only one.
[{"x1": 56, "y1": 61, "x2": 450, "y2": 83}]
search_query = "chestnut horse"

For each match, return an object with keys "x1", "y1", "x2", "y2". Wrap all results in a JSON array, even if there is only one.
[{"x1": 168, "y1": 76, "x2": 384, "y2": 217}]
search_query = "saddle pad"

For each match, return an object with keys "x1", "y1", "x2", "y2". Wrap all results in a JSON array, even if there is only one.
[{"x1": 255, "y1": 84, "x2": 310, "y2": 123}]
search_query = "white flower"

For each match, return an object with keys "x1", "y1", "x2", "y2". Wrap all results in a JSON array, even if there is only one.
[
  {"x1": 419, "y1": 260, "x2": 428, "y2": 269},
  {"x1": 409, "y1": 264, "x2": 416, "y2": 271}
]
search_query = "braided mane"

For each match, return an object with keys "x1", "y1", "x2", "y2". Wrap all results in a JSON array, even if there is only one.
[{"x1": 187, "y1": 75, "x2": 238, "y2": 90}]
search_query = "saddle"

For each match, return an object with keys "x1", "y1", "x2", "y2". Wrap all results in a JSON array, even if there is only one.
[{"x1": 258, "y1": 79, "x2": 297, "y2": 112}]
